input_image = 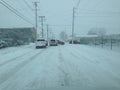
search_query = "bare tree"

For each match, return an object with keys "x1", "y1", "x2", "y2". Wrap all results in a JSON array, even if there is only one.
[
  {"x1": 88, "y1": 27, "x2": 107, "y2": 36},
  {"x1": 59, "y1": 31, "x2": 68, "y2": 41}
]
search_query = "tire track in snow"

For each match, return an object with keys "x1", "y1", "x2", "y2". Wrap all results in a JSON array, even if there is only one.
[
  {"x1": 67, "y1": 46, "x2": 120, "y2": 75},
  {"x1": 71, "y1": 45, "x2": 111, "y2": 62},
  {"x1": 58, "y1": 46, "x2": 71, "y2": 87},
  {"x1": 0, "y1": 44, "x2": 34, "y2": 55},
  {"x1": 0, "y1": 49, "x2": 35, "y2": 67},
  {"x1": 65, "y1": 46, "x2": 100, "y2": 64},
  {"x1": 64, "y1": 45, "x2": 120, "y2": 87},
  {"x1": 26, "y1": 49, "x2": 57, "y2": 88},
  {"x1": 0, "y1": 49, "x2": 46, "y2": 85},
  {"x1": 70, "y1": 51, "x2": 99, "y2": 64},
  {"x1": 58, "y1": 46, "x2": 89, "y2": 87},
  {"x1": 2, "y1": 47, "x2": 59, "y2": 89}
]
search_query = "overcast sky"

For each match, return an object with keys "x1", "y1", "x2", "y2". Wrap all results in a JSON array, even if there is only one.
[{"x1": 0, "y1": 0, "x2": 120, "y2": 38}]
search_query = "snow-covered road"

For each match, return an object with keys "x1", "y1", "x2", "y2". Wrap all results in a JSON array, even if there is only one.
[{"x1": 0, "y1": 44, "x2": 120, "y2": 90}]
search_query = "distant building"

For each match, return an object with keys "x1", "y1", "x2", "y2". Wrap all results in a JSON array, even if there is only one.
[
  {"x1": 68, "y1": 34, "x2": 120, "y2": 45},
  {"x1": 68, "y1": 35, "x2": 98, "y2": 42}
]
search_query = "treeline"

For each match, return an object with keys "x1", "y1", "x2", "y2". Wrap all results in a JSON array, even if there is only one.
[{"x1": 0, "y1": 27, "x2": 36, "y2": 46}]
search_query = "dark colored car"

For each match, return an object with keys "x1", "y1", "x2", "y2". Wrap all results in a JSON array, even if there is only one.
[
  {"x1": 45, "y1": 41, "x2": 48, "y2": 46},
  {"x1": 57, "y1": 40, "x2": 65, "y2": 45},
  {"x1": 0, "y1": 40, "x2": 8, "y2": 49},
  {"x1": 69, "y1": 40, "x2": 80, "y2": 44}
]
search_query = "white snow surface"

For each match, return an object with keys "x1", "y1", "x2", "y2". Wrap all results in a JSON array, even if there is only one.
[{"x1": 0, "y1": 44, "x2": 120, "y2": 90}]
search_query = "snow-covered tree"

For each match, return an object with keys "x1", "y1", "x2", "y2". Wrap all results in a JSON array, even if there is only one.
[
  {"x1": 59, "y1": 31, "x2": 68, "y2": 41},
  {"x1": 88, "y1": 27, "x2": 107, "y2": 36}
]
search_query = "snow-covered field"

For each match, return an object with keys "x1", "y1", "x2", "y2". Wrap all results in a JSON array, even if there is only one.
[{"x1": 0, "y1": 43, "x2": 120, "y2": 90}]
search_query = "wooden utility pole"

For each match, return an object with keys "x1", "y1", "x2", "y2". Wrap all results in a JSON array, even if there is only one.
[
  {"x1": 33, "y1": 2, "x2": 39, "y2": 39},
  {"x1": 111, "y1": 38, "x2": 113, "y2": 50},
  {"x1": 47, "y1": 24, "x2": 49, "y2": 41},
  {"x1": 72, "y1": 7, "x2": 75, "y2": 44},
  {"x1": 39, "y1": 16, "x2": 45, "y2": 38}
]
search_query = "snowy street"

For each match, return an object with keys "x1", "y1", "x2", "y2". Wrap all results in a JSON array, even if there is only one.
[{"x1": 0, "y1": 44, "x2": 120, "y2": 90}]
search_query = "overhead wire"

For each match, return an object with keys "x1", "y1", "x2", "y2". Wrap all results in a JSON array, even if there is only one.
[
  {"x1": 0, "y1": 0, "x2": 34, "y2": 26},
  {"x1": 75, "y1": 0, "x2": 120, "y2": 18},
  {"x1": 23, "y1": 0, "x2": 33, "y2": 11},
  {"x1": 75, "y1": 0, "x2": 81, "y2": 9},
  {"x1": 20, "y1": 0, "x2": 34, "y2": 20},
  {"x1": 49, "y1": 25, "x2": 71, "y2": 27}
]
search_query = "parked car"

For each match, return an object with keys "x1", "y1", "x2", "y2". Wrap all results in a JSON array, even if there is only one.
[
  {"x1": 0, "y1": 40, "x2": 8, "y2": 49},
  {"x1": 69, "y1": 40, "x2": 80, "y2": 44},
  {"x1": 36, "y1": 39, "x2": 47, "y2": 48},
  {"x1": 57, "y1": 40, "x2": 65, "y2": 45},
  {"x1": 45, "y1": 41, "x2": 49, "y2": 46},
  {"x1": 49, "y1": 39, "x2": 58, "y2": 46},
  {"x1": 0, "y1": 42, "x2": 4, "y2": 49}
]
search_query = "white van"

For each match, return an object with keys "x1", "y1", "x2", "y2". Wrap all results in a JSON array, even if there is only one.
[{"x1": 36, "y1": 39, "x2": 47, "y2": 48}]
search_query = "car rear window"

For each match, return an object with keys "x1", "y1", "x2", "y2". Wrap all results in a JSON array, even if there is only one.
[
  {"x1": 37, "y1": 39, "x2": 45, "y2": 41},
  {"x1": 51, "y1": 40, "x2": 55, "y2": 41}
]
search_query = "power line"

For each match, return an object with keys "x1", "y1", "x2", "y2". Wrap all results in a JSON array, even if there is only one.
[
  {"x1": 90, "y1": 0, "x2": 105, "y2": 11},
  {"x1": 77, "y1": 0, "x2": 106, "y2": 14},
  {"x1": 76, "y1": 15, "x2": 120, "y2": 18},
  {"x1": 0, "y1": 0, "x2": 34, "y2": 25},
  {"x1": 75, "y1": 11, "x2": 120, "y2": 18},
  {"x1": 76, "y1": 0, "x2": 81, "y2": 9},
  {"x1": 2, "y1": 0, "x2": 33, "y2": 22},
  {"x1": 15, "y1": 0, "x2": 34, "y2": 18},
  {"x1": 23, "y1": 0, "x2": 33, "y2": 11},
  {"x1": 77, "y1": 11, "x2": 120, "y2": 14},
  {"x1": 14, "y1": 0, "x2": 33, "y2": 20},
  {"x1": 75, "y1": 0, "x2": 120, "y2": 18},
  {"x1": 49, "y1": 25, "x2": 71, "y2": 26}
]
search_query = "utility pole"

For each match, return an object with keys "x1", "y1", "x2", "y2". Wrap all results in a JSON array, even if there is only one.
[
  {"x1": 33, "y1": 2, "x2": 39, "y2": 39},
  {"x1": 72, "y1": 7, "x2": 75, "y2": 44},
  {"x1": 71, "y1": 0, "x2": 80, "y2": 44},
  {"x1": 47, "y1": 24, "x2": 49, "y2": 41},
  {"x1": 39, "y1": 16, "x2": 45, "y2": 38}
]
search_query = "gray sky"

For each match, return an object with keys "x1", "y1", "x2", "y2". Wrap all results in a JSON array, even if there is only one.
[{"x1": 0, "y1": 0, "x2": 120, "y2": 38}]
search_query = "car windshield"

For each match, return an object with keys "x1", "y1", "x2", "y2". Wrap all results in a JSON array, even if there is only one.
[{"x1": 0, "y1": 0, "x2": 120, "y2": 90}]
